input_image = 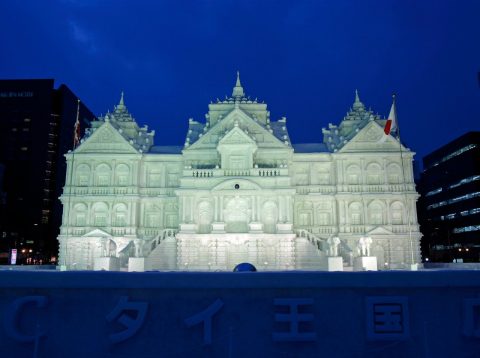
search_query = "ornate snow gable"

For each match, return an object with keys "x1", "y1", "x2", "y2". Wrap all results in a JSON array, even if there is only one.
[
  {"x1": 74, "y1": 121, "x2": 139, "y2": 154},
  {"x1": 218, "y1": 124, "x2": 257, "y2": 146},
  {"x1": 184, "y1": 107, "x2": 289, "y2": 151},
  {"x1": 339, "y1": 121, "x2": 407, "y2": 153},
  {"x1": 217, "y1": 125, "x2": 258, "y2": 170}
]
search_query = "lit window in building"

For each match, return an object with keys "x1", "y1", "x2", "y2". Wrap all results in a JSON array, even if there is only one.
[
  {"x1": 449, "y1": 175, "x2": 480, "y2": 189},
  {"x1": 425, "y1": 188, "x2": 442, "y2": 197},
  {"x1": 451, "y1": 192, "x2": 480, "y2": 203},
  {"x1": 426, "y1": 144, "x2": 477, "y2": 170},
  {"x1": 427, "y1": 192, "x2": 480, "y2": 210},
  {"x1": 427, "y1": 201, "x2": 447, "y2": 210},
  {"x1": 438, "y1": 210, "x2": 480, "y2": 220},
  {"x1": 453, "y1": 225, "x2": 480, "y2": 234},
  {"x1": 41, "y1": 210, "x2": 50, "y2": 224}
]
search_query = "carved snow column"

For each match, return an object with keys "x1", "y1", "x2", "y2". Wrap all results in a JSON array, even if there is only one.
[
  {"x1": 341, "y1": 200, "x2": 347, "y2": 227},
  {"x1": 220, "y1": 197, "x2": 224, "y2": 221},
  {"x1": 248, "y1": 195, "x2": 262, "y2": 233},
  {"x1": 190, "y1": 197, "x2": 194, "y2": 224},
  {"x1": 286, "y1": 196, "x2": 292, "y2": 223},
  {"x1": 251, "y1": 195, "x2": 256, "y2": 221},
  {"x1": 178, "y1": 195, "x2": 197, "y2": 233},
  {"x1": 185, "y1": 196, "x2": 192, "y2": 223},
  {"x1": 276, "y1": 195, "x2": 293, "y2": 233},
  {"x1": 86, "y1": 202, "x2": 92, "y2": 228},
  {"x1": 111, "y1": 159, "x2": 116, "y2": 185},
  {"x1": 132, "y1": 161, "x2": 138, "y2": 186},
  {"x1": 279, "y1": 196, "x2": 285, "y2": 223},
  {"x1": 181, "y1": 197, "x2": 186, "y2": 223},
  {"x1": 257, "y1": 196, "x2": 261, "y2": 221},
  {"x1": 332, "y1": 200, "x2": 338, "y2": 229},
  {"x1": 360, "y1": 158, "x2": 366, "y2": 186},
  {"x1": 383, "y1": 158, "x2": 388, "y2": 185},
  {"x1": 212, "y1": 195, "x2": 226, "y2": 233},
  {"x1": 89, "y1": 161, "x2": 94, "y2": 187},
  {"x1": 410, "y1": 198, "x2": 418, "y2": 225}
]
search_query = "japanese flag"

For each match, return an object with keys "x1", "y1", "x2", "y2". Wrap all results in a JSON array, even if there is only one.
[{"x1": 384, "y1": 101, "x2": 397, "y2": 136}]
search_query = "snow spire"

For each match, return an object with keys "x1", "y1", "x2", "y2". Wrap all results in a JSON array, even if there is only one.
[
  {"x1": 117, "y1": 91, "x2": 126, "y2": 110},
  {"x1": 353, "y1": 89, "x2": 365, "y2": 110},
  {"x1": 232, "y1": 71, "x2": 245, "y2": 99}
]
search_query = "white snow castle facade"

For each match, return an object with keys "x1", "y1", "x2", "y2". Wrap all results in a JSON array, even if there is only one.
[{"x1": 57, "y1": 74, "x2": 421, "y2": 271}]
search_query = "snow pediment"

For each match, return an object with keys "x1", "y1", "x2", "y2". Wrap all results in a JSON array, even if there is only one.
[
  {"x1": 186, "y1": 108, "x2": 288, "y2": 151},
  {"x1": 82, "y1": 229, "x2": 112, "y2": 238},
  {"x1": 338, "y1": 121, "x2": 406, "y2": 153},
  {"x1": 218, "y1": 125, "x2": 257, "y2": 148},
  {"x1": 75, "y1": 122, "x2": 139, "y2": 154},
  {"x1": 366, "y1": 226, "x2": 394, "y2": 235}
]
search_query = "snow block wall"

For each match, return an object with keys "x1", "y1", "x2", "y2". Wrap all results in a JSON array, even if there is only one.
[{"x1": 0, "y1": 271, "x2": 480, "y2": 357}]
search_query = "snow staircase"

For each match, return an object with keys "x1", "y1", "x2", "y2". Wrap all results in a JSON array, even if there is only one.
[
  {"x1": 295, "y1": 229, "x2": 328, "y2": 270},
  {"x1": 145, "y1": 229, "x2": 178, "y2": 271}
]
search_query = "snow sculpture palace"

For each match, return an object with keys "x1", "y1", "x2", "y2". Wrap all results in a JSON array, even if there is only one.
[{"x1": 57, "y1": 74, "x2": 421, "y2": 271}]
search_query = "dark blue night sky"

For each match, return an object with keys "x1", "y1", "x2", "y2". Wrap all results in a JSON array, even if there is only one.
[{"x1": 1, "y1": 0, "x2": 479, "y2": 163}]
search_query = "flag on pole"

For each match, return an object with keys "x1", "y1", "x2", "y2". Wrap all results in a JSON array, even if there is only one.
[
  {"x1": 384, "y1": 97, "x2": 397, "y2": 136},
  {"x1": 73, "y1": 99, "x2": 81, "y2": 148}
]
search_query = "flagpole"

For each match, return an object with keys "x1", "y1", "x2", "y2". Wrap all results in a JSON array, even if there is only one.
[
  {"x1": 393, "y1": 94, "x2": 416, "y2": 267},
  {"x1": 63, "y1": 99, "x2": 81, "y2": 269}
]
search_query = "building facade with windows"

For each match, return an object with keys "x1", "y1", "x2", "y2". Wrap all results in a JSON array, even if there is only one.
[
  {"x1": 0, "y1": 79, "x2": 95, "y2": 263},
  {"x1": 58, "y1": 75, "x2": 421, "y2": 271},
  {"x1": 418, "y1": 132, "x2": 480, "y2": 262}
]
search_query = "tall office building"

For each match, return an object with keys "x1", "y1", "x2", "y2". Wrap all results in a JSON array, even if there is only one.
[
  {"x1": 0, "y1": 80, "x2": 95, "y2": 263},
  {"x1": 418, "y1": 132, "x2": 480, "y2": 262}
]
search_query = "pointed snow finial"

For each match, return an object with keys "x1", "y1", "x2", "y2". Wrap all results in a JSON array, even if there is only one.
[
  {"x1": 353, "y1": 89, "x2": 365, "y2": 110},
  {"x1": 232, "y1": 71, "x2": 245, "y2": 99},
  {"x1": 117, "y1": 91, "x2": 126, "y2": 110}
]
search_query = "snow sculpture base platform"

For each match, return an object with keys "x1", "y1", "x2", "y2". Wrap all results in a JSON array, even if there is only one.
[
  {"x1": 128, "y1": 257, "x2": 145, "y2": 272},
  {"x1": 93, "y1": 257, "x2": 120, "y2": 271},
  {"x1": 327, "y1": 256, "x2": 344, "y2": 271},
  {"x1": 354, "y1": 256, "x2": 378, "y2": 271}
]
